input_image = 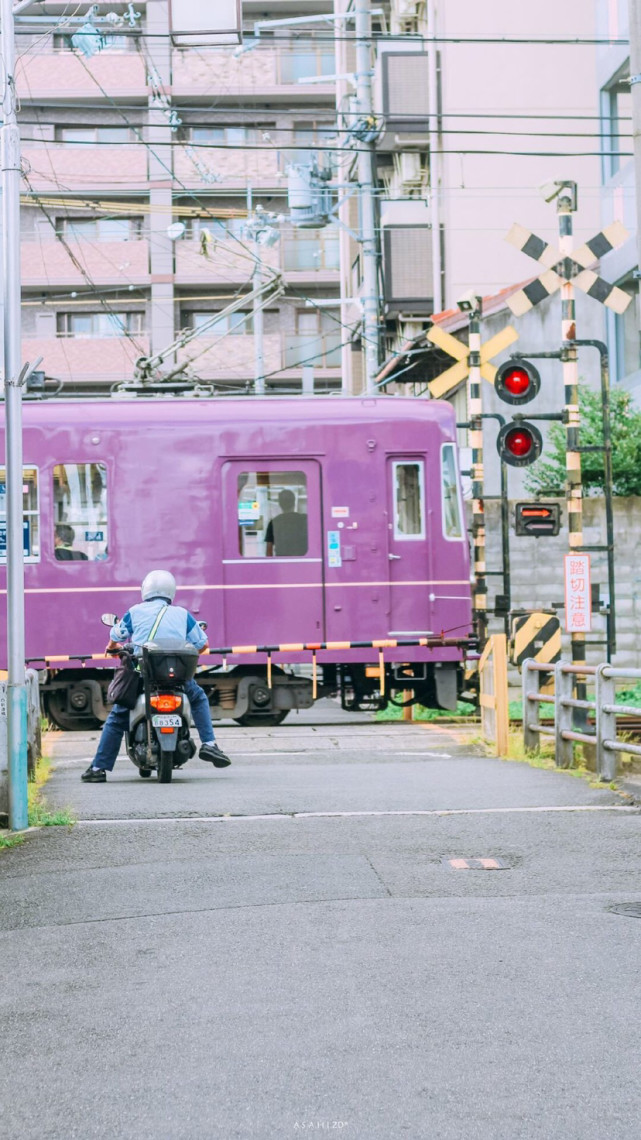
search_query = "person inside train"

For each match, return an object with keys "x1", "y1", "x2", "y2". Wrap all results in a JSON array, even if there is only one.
[
  {"x1": 265, "y1": 489, "x2": 308, "y2": 557},
  {"x1": 81, "y1": 569, "x2": 231, "y2": 782},
  {"x1": 54, "y1": 524, "x2": 89, "y2": 561}
]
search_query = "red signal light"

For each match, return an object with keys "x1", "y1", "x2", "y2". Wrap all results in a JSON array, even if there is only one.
[
  {"x1": 502, "y1": 368, "x2": 530, "y2": 397},
  {"x1": 505, "y1": 427, "x2": 534, "y2": 458},
  {"x1": 497, "y1": 420, "x2": 543, "y2": 468},
  {"x1": 495, "y1": 358, "x2": 541, "y2": 405}
]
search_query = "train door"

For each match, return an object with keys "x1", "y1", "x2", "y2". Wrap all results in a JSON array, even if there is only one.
[
  {"x1": 385, "y1": 455, "x2": 433, "y2": 637},
  {"x1": 221, "y1": 459, "x2": 324, "y2": 646}
]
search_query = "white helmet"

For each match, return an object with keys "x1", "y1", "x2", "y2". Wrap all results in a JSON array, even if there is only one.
[{"x1": 141, "y1": 569, "x2": 176, "y2": 603}]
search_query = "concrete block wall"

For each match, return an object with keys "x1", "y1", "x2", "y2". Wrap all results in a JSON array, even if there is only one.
[{"x1": 484, "y1": 496, "x2": 641, "y2": 670}]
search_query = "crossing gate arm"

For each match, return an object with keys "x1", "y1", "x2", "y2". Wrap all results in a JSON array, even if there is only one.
[{"x1": 479, "y1": 634, "x2": 509, "y2": 756}]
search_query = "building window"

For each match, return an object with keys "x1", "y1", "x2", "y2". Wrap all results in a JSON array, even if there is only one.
[
  {"x1": 279, "y1": 41, "x2": 335, "y2": 84},
  {"x1": 602, "y1": 72, "x2": 632, "y2": 179},
  {"x1": 188, "y1": 311, "x2": 253, "y2": 335},
  {"x1": 237, "y1": 471, "x2": 308, "y2": 558},
  {"x1": 284, "y1": 310, "x2": 342, "y2": 369},
  {"x1": 57, "y1": 217, "x2": 143, "y2": 241},
  {"x1": 185, "y1": 216, "x2": 245, "y2": 240},
  {"x1": 53, "y1": 464, "x2": 108, "y2": 562},
  {"x1": 0, "y1": 467, "x2": 39, "y2": 562},
  {"x1": 55, "y1": 126, "x2": 135, "y2": 145},
  {"x1": 441, "y1": 444, "x2": 464, "y2": 540},
  {"x1": 282, "y1": 223, "x2": 339, "y2": 272},
  {"x1": 392, "y1": 460, "x2": 425, "y2": 540},
  {"x1": 288, "y1": 121, "x2": 337, "y2": 165},
  {"x1": 190, "y1": 126, "x2": 254, "y2": 146},
  {"x1": 56, "y1": 312, "x2": 144, "y2": 337}
]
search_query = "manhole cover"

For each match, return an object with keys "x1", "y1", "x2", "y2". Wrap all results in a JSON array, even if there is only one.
[
  {"x1": 443, "y1": 857, "x2": 510, "y2": 871},
  {"x1": 607, "y1": 903, "x2": 641, "y2": 919}
]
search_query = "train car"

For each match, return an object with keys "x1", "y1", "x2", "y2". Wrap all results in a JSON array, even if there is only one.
[{"x1": 0, "y1": 396, "x2": 474, "y2": 729}]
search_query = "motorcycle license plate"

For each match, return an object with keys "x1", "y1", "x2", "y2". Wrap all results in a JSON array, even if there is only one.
[{"x1": 152, "y1": 715, "x2": 181, "y2": 728}]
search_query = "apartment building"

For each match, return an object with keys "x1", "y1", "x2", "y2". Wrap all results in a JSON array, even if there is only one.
[
  {"x1": 336, "y1": 0, "x2": 604, "y2": 396},
  {"x1": 595, "y1": 0, "x2": 640, "y2": 392},
  {"x1": 16, "y1": 0, "x2": 342, "y2": 395}
]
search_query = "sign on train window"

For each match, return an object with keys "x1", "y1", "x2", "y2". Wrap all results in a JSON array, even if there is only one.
[
  {"x1": 53, "y1": 464, "x2": 108, "y2": 562},
  {"x1": 0, "y1": 467, "x2": 39, "y2": 562},
  {"x1": 237, "y1": 471, "x2": 308, "y2": 558},
  {"x1": 441, "y1": 444, "x2": 464, "y2": 540},
  {"x1": 392, "y1": 461, "x2": 425, "y2": 540}
]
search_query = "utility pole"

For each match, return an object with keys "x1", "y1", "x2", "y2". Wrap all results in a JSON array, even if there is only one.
[
  {"x1": 355, "y1": 0, "x2": 380, "y2": 394},
  {"x1": 246, "y1": 188, "x2": 265, "y2": 396},
  {"x1": 629, "y1": 0, "x2": 641, "y2": 311},
  {"x1": 1, "y1": 0, "x2": 29, "y2": 829}
]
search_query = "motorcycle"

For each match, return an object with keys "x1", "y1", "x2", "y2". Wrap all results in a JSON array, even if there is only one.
[{"x1": 101, "y1": 615, "x2": 205, "y2": 783}]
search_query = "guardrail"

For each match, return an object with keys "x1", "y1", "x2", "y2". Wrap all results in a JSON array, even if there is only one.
[{"x1": 522, "y1": 659, "x2": 641, "y2": 780}]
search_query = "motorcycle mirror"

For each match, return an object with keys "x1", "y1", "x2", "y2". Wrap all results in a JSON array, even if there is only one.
[
  {"x1": 101, "y1": 613, "x2": 117, "y2": 627},
  {"x1": 198, "y1": 621, "x2": 208, "y2": 631}
]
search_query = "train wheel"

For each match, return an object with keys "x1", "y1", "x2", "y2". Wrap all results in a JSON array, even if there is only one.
[
  {"x1": 44, "y1": 690, "x2": 103, "y2": 732},
  {"x1": 233, "y1": 711, "x2": 289, "y2": 727}
]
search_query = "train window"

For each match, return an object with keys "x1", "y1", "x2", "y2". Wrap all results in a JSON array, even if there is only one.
[
  {"x1": 237, "y1": 471, "x2": 308, "y2": 558},
  {"x1": 0, "y1": 467, "x2": 40, "y2": 562},
  {"x1": 392, "y1": 461, "x2": 425, "y2": 540},
  {"x1": 53, "y1": 464, "x2": 108, "y2": 562},
  {"x1": 441, "y1": 444, "x2": 464, "y2": 540}
]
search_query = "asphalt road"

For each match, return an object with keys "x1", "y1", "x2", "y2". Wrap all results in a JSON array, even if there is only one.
[{"x1": 2, "y1": 701, "x2": 641, "y2": 1139}]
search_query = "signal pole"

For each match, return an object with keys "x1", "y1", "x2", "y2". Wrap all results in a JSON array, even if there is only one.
[
  {"x1": 467, "y1": 301, "x2": 488, "y2": 648},
  {"x1": 629, "y1": 0, "x2": 641, "y2": 306},
  {"x1": 354, "y1": 0, "x2": 380, "y2": 394},
  {"x1": 557, "y1": 184, "x2": 587, "y2": 687}
]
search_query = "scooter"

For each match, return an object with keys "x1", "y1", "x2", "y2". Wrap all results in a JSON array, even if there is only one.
[{"x1": 102, "y1": 615, "x2": 202, "y2": 783}]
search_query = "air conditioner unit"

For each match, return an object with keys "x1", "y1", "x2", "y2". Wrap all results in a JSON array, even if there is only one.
[{"x1": 383, "y1": 225, "x2": 433, "y2": 315}]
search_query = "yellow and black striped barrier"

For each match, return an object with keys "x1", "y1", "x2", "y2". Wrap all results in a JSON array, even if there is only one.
[{"x1": 509, "y1": 611, "x2": 561, "y2": 670}]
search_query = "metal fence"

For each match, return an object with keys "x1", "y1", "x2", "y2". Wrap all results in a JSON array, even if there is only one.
[
  {"x1": 522, "y1": 658, "x2": 641, "y2": 780},
  {"x1": 479, "y1": 634, "x2": 509, "y2": 756}
]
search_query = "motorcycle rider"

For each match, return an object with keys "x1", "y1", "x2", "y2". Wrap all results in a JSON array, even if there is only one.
[{"x1": 82, "y1": 569, "x2": 231, "y2": 782}]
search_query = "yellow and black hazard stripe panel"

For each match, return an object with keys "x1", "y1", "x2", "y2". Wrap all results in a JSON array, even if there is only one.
[{"x1": 510, "y1": 611, "x2": 561, "y2": 670}]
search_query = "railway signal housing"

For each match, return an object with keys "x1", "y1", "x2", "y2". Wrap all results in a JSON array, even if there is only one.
[
  {"x1": 495, "y1": 358, "x2": 541, "y2": 406},
  {"x1": 497, "y1": 420, "x2": 543, "y2": 467}
]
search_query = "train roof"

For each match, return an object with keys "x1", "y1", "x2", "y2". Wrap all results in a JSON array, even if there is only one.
[{"x1": 14, "y1": 395, "x2": 457, "y2": 432}]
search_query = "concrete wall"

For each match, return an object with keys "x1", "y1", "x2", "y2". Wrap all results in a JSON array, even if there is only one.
[{"x1": 484, "y1": 496, "x2": 641, "y2": 670}]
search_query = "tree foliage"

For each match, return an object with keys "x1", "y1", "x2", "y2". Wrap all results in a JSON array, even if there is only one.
[{"x1": 525, "y1": 385, "x2": 641, "y2": 497}]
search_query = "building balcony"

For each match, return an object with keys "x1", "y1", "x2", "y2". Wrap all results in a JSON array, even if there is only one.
[
  {"x1": 174, "y1": 232, "x2": 339, "y2": 286},
  {"x1": 174, "y1": 239, "x2": 279, "y2": 285},
  {"x1": 176, "y1": 332, "x2": 342, "y2": 384},
  {"x1": 171, "y1": 45, "x2": 336, "y2": 103},
  {"x1": 21, "y1": 238, "x2": 150, "y2": 289},
  {"x1": 173, "y1": 145, "x2": 283, "y2": 190},
  {"x1": 22, "y1": 144, "x2": 148, "y2": 193},
  {"x1": 16, "y1": 50, "x2": 147, "y2": 103},
  {"x1": 22, "y1": 335, "x2": 148, "y2": 385}
]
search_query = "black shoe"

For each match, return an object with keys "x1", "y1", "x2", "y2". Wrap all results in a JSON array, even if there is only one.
[
  {"x1": 81, "y1": 765, "x2": 106, "y2": 782},
  {"x1": 199, "y1": 743, "x2": 231, "y2": 768}
]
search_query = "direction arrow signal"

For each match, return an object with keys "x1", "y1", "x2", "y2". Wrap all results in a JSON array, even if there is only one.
[
  {"x1": 427, "y1": 324, "x2": 519, "y2": 399},
  {"x1": 505, "y1": 220, "x2": 632, "y2": 316}
]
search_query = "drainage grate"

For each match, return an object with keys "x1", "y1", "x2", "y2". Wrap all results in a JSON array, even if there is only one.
[
  {"x1": 607, "y1": 903, "x2": 641, "y2": 919},
  {"x1": 443, "y1": 857, "x2": 510, "y2": 871}
]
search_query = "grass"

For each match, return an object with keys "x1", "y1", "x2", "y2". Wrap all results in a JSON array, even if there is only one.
[
  {"x1": 375, "y1": 700, "x2": 477, "y2": 723},
  {"x1": 0, "y1": 832, "x2": 26, "y2": 850},
  {"x1": 27, "y1": 752, "x2": 75, "y2": 829}
]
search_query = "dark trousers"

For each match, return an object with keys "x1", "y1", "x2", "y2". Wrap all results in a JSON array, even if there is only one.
[{"x1": 92, "y1": 679, "x2": 215, "y2": 771}]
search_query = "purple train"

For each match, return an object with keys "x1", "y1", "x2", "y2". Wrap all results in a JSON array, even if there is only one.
[{"x1": 0, "y1": 396, "x2": 474, "y2": 729}]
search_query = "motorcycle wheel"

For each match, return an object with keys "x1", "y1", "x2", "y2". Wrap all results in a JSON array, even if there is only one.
[
  {"x1": 157, "y1": 749, "x2": 173, "y2": 783},
  {"x1": 139, "y1": 767, "x2": 152, "y2": 778}
]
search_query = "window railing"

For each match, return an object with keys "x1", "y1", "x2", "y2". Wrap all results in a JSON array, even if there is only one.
[{"x1": 282, "y1": 233, "x2": 340, "y2": 273}]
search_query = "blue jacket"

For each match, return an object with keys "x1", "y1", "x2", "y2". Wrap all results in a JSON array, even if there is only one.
[{"x1": 110, "y1": 598, "x2": 207, "y2": 655}]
